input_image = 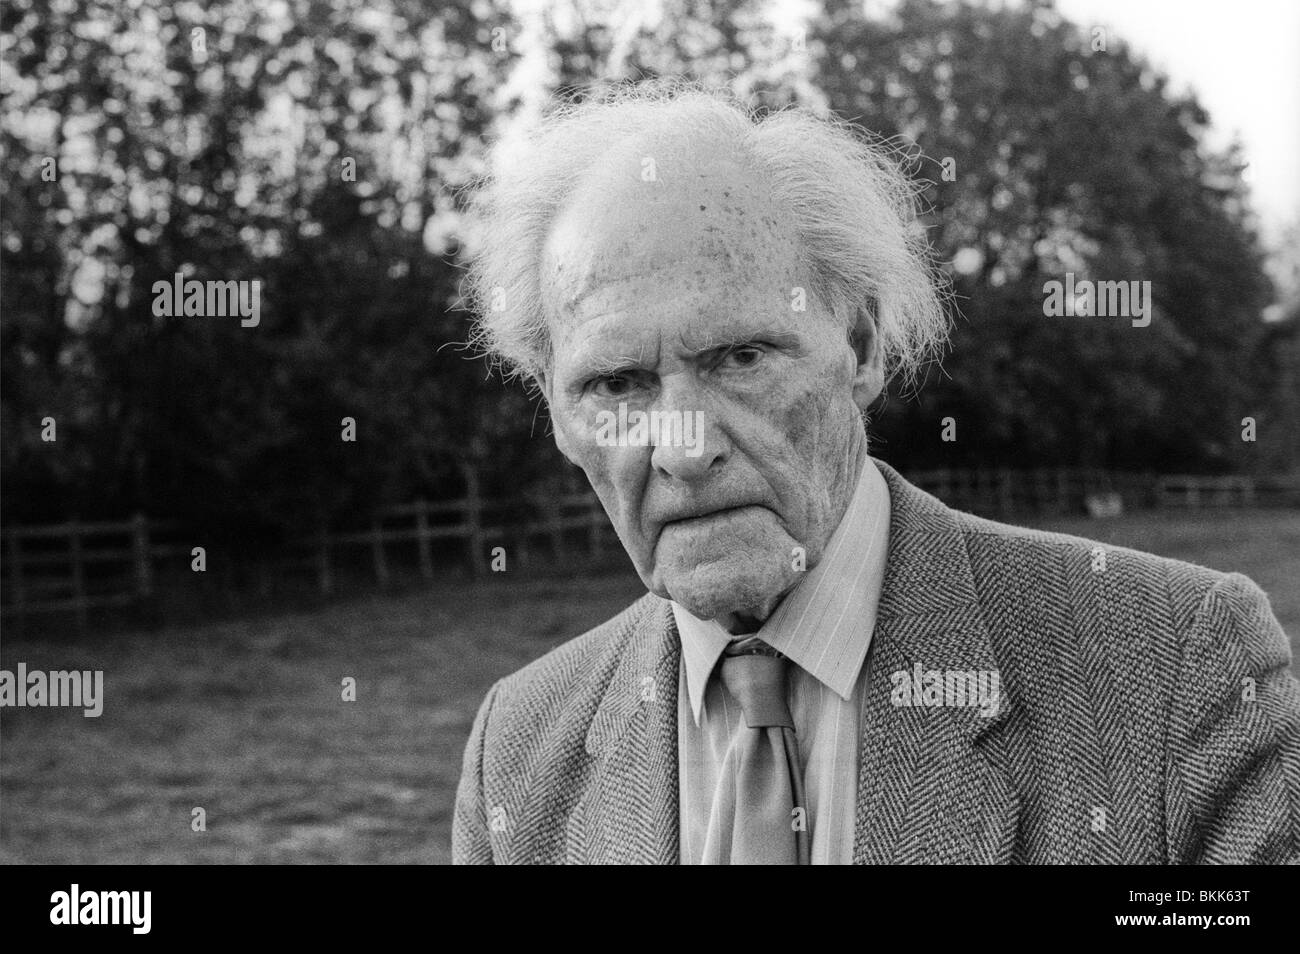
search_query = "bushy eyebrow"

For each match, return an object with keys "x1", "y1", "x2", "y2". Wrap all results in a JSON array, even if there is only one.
[
  {"x1": 568, "y1": 341, "x2": 658, "y2": 378},
  {"x1": 564, "y1": 324, "x2": 804, "y2": 384},
  {"x1": 580, "y1": 351, "x2": 644, "y2": 376},
  {"x1": 679, "y1": 327, "x2": 804, "y2": 353}
]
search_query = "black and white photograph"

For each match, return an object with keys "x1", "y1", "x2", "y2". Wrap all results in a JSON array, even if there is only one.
[{"x1": 2, "y1": 0, "x2": 1298, "y2": 899}]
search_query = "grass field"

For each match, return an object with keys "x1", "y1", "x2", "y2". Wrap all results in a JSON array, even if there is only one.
[{"x1": 2, "y1": 509, "x2": 1296, "y2": 864}]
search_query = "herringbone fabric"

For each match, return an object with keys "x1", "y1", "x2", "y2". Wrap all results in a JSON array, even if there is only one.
[{"x1": 452, "y1": 460, "x2": 1300, "y2": 864}]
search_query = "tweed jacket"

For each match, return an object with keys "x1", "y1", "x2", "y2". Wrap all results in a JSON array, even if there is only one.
[{"x1": 452, "y1": 460, "x2": 1300, "y2": 864}]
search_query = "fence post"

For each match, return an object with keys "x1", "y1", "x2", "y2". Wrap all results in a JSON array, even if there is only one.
[
  {"x1": 69, "y1": 517, "x2": 87, "y2": 632},
  {"x1": 465, "y1": 471, "x2": 485, "y2": 577},
  {"x1": 132, "y1": 512, "x2": 153, "y2": 598},
  {"x1": 549, "y1": 505, "x2": 564, "y2": 561},
  {"x1": 516, "y1": 517, "x2": 531, "y2": 569},
  {"x1": 7, "y1": 532, "x2": 25, "y2": 624},
  {"x1": 316, "y1": 523, "x2": 333, "y2": 595},
  {"x1": 588, "y1": 497, "x2": 602, "y2": 557},
  {"x1": 415, "y1": 498, "x2": 434, "y2": 581},
  {"x1": 257, "y1": 557, "x2": 272, "y2": 598},
  {"x1": 370, "y1": 517, "x2": 390, "y2": 587}
]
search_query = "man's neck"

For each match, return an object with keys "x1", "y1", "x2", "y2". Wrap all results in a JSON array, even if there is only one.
[{"x1": 719, "y1": 609, "x2": 771, "y2": 636}]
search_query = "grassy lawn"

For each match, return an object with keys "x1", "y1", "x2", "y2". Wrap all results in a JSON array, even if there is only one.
[{"x1": 1, "y1": 508, "x2": 1295, "y2": 864}]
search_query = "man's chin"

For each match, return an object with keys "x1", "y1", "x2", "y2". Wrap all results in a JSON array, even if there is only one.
[{"x1": 655, "y1": 557, "x2": 796, "y2": 624}]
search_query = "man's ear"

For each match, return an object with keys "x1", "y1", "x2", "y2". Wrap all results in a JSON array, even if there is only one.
[
  {"x1": 849, "y1": 303, "x2": 886, "y2": 411},
  {"x1": 537, "y1": 371, "x2": 579, "y2": 466}
]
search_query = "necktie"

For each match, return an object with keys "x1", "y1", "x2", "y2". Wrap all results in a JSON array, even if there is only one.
[{"x1": 700, "y1": 636, "x2": 810, "y2": 865}]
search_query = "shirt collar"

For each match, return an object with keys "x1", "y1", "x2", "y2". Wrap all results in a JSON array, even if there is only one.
[{"x1": 671, "y1": 449, "x2": 892, "y2": 725}]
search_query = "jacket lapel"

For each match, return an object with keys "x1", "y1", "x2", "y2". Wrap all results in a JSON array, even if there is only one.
[
  {"x1": 853, "y1": 462, "x2": 1019, "y2": 864},
  {"x1": 580, "y1": 597, "x2": 681, "y2": 864}
]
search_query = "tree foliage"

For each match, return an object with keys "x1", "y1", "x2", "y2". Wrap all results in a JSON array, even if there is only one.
[
  {"x1": 0, "y1": 0, "x2": 1284, "y2": 539},
  {"x1": 813, "y1": 0, "x2": 1275, "y2": 471}
]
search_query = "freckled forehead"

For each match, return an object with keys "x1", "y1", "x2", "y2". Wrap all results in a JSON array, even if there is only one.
[{"x1": 540, "y1": 136, "x2": 804, "y2": 320}]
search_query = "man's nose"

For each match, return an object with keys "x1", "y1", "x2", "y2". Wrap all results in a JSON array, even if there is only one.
[{"x1": 649, "y1": 399, "x2": 728, "y2": 482}]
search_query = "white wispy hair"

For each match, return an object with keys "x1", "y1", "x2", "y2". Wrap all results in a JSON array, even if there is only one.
[{"x1": 460, "y1": 78, "x2": 950, "y2": 390}]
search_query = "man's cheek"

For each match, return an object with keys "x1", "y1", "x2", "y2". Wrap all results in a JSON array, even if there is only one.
[
  {"x1": 565, "y1": 427, "x2": 618, "y2": 483},
  {"x1": 555, "y1": 411, "x2": 606, "y2": 470},
  {"x1": 767, "y1": 381, "x2": 833, "y2": 456},
  {"x1": 571, "y1": 445, "x2": 647, "y2": 535}
]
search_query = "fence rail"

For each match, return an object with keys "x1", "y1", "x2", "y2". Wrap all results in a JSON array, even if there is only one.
[{"x1": 3, "y1": 468, "x2": 1296, "y2": 623}]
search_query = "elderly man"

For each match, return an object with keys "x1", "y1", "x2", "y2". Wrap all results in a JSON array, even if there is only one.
[{"x1": 452, "y1": 82, "x2": 1300, "y2": 864}]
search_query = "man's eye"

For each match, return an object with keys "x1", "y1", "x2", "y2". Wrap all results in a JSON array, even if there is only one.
[
  {"x1": 592, "y1": 374, "x2": 635, "y2": 397},
  {"x1": 720, "y1": 346, "x2": 764, "y2": 369}
]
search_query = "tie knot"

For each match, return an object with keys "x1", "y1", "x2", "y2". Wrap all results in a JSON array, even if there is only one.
[{"x1": 719, "y1": 638, "x2": 794, "y2": 729}]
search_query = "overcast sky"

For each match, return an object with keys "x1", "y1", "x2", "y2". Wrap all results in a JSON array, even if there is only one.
[
  {"x1": 507, "y1": 0, "x2": 1298, "y2": 249},
  {"x1": 1045, "y1": 0, "x2": 1298, "y2": 244}
]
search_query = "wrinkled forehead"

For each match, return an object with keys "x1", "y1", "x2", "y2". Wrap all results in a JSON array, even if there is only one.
[{"x1": 539, "y1": 134, "x2": 806, "y2": 330}]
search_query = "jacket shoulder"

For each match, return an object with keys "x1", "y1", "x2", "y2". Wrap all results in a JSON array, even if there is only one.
[
  {"x1": 480, "y1": 592, "x2": 661, "y2": 750},
  {"x1": 951, "y1": 508, "x2": 1230, "y2": 625},
  {"x1": 494, "y1": 592, "x2": 657, "y2": 697}
]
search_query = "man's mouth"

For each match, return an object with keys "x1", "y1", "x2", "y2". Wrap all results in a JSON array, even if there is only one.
[{"x1": 661, "y1": 504, "x2": 760, "y2": 528}]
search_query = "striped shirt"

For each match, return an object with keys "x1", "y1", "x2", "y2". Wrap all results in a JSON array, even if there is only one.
[{"x1": 673, "y1": 451, "x2": 891, "y2": 864}]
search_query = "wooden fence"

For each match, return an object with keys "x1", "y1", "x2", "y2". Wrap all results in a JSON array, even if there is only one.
[
  {"x1": 906, "y1": 467, "x2": 1145, "y2": 515},
  {"x1": 904, "y1": 469, "x2": 1290, "y2": 513},
  {"x1": 299, "y1": 492, "x2": 615, "y2": 594},
  {"x1": 0, "y1": 492, "x2": 617, "y2": 624},
  {"x1": 3, "y1": 469, "x2": 1296, "y2": 622},
  {"x1": 0, "y1": 515, "x2": 189, "y2": 628}
]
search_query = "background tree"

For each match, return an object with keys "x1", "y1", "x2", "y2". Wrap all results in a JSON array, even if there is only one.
[
  {"x1": 813, "y1": 0, "x2": 1275, "y2": 472},
  {"x1": 1, "y1": 0, "x2": 1287, "y2": 545},
  {"x1": 1, "y1": 0, "x2": 523, "y2": 539}
]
